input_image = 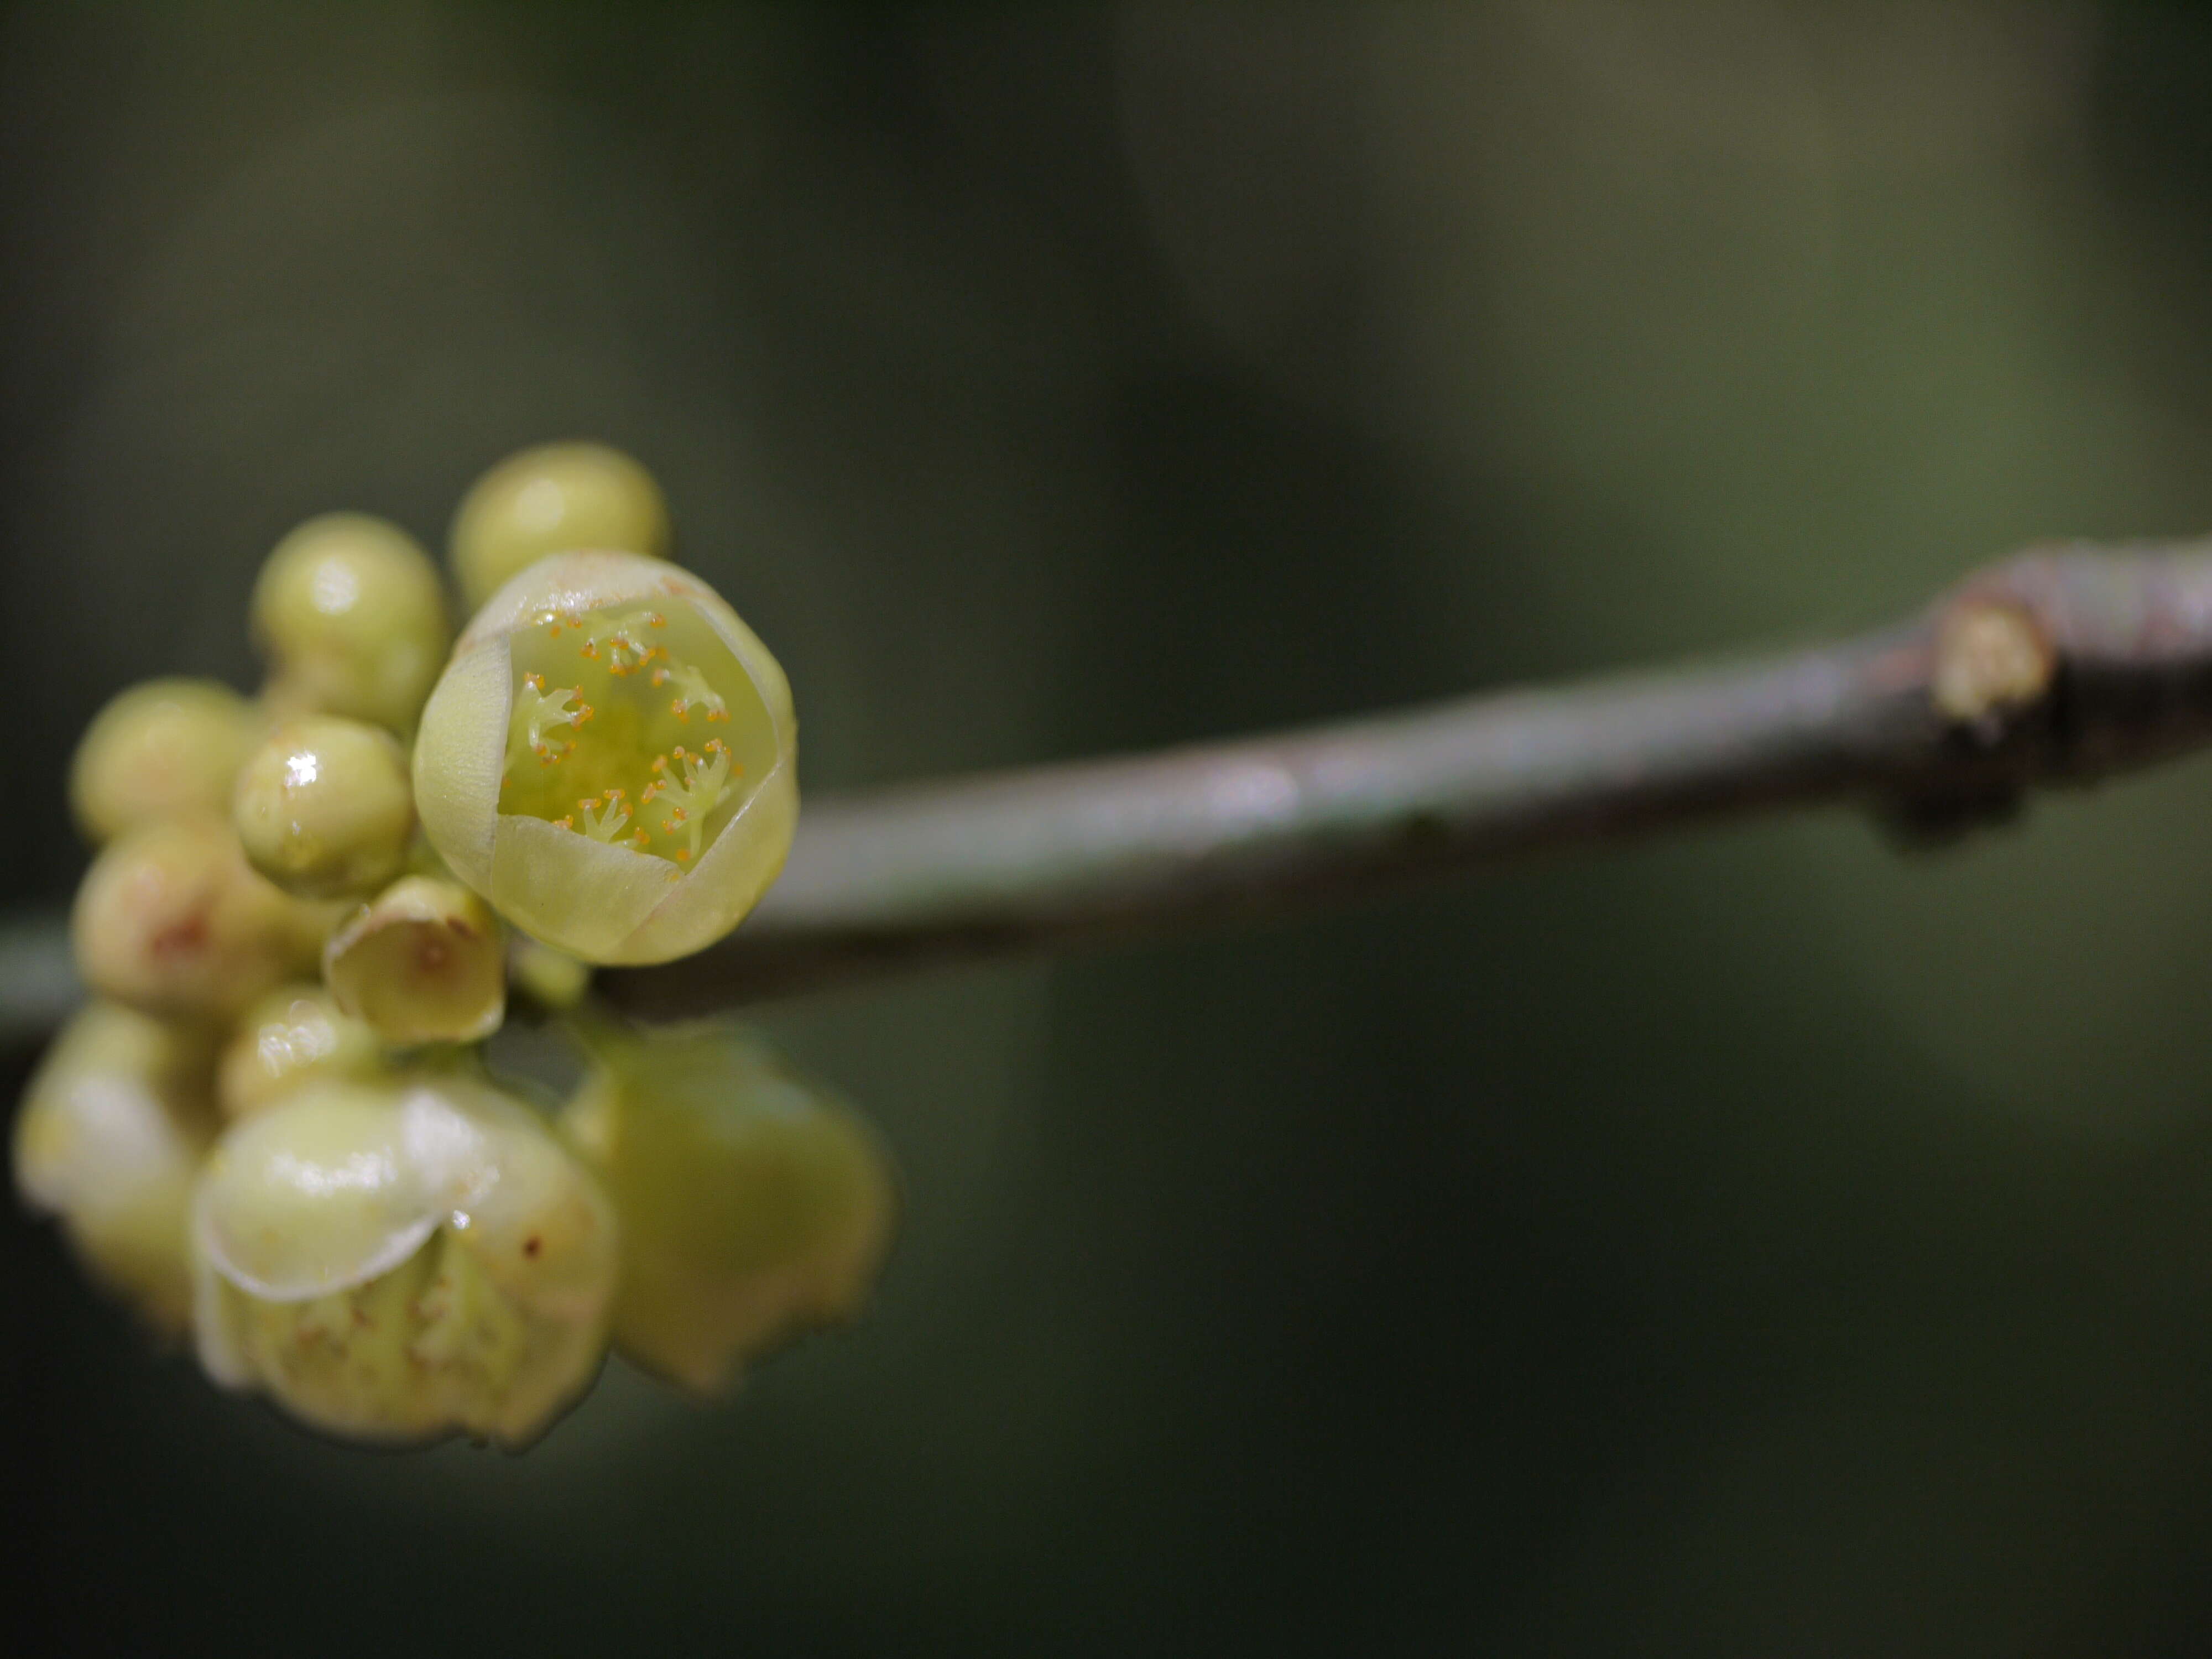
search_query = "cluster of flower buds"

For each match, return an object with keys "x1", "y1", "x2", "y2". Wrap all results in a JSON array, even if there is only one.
[{"x1": 14, "y1": 444, "x2": 891, "y2": 1449}]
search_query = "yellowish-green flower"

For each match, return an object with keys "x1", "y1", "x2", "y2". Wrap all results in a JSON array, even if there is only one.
[
  {"x1": 448, "y1": 441, "x2": 672, "y2": 612},
  {"x1": 232, "y1": 716, "x2": 415, "y2": 900},
  {"x1": 323, "y1": 876, "x2": 505, "y2": 1045},
  {"x1": 252, "y1": 513, "x2": 450, "y2": 733},
  {"x1": 192, "y1": 1075, "x2": 617, "y2": 1448},
  {"x1": 413, "y1": 550, "x2": 797, "y2": 964},
  {"x1": 217, "y1": 983, "x2": 385, "y2": 1120},
  {"x1": 72, "y1": 816, "x2": 335, "y2": 1020},
  {"x1": 561, "y1": 1019, "x2": 895, "y2": 1395},
  {"x1": 13, "y1": 1001, "x2": 220, "y2": 1333},
  {"x1": 70, "y1": 677, "x2": 260, "y2": 844}
]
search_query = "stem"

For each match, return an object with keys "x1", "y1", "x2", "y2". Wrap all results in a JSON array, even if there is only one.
[
  {"x1": 11, "y1": 541, "x2": 2212, "y2": 1044},
  {"x1": 601, "y1": 542, "x2": 2212, "y2": 1015}
]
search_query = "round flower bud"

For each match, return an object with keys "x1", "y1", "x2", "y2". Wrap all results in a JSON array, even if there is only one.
[
  {"x1": 13, "y1": 1001, "x2": 220, "y2": 1333},
  {"x1": 322, "y1": 875, "x2": 505, "y2": 1045},
  {"x1": 509, "y1": 936, "x2": 592, "y2": 1011},
  {"x1": 251, "y1": 513, "x2": 450, "y2": 733},
  {"x1": 561, "y1": 1020, "x2": 895, "y2": 1395},
  {"x1": 74, "y1": 817, "x2": 335, "y2": 1021},
  {"x1": 449, "y1": 441, "x2": 672, "y2": 612},
  {"x1": 232, "y1": 716, "x2": 414, "y2": 899},
  {"x1": 192, "y1": 1076, "x2": 618, "y2": 1448},
  {"x1": 412, "y1": 550, "x2": 797, "y2": 965},
  {"x1": 217, "y1": 983, "x2": 384, "y2": 1120},
  {"x1": 70, "y1": 677, "x2": 259, "y2": 844}
]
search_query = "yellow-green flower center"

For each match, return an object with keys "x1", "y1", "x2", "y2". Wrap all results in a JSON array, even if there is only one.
[{"x1": 498, "y1": 601, "x2": 770, "y2": 869}]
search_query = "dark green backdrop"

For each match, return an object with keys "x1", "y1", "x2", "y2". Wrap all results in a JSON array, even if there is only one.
[{"x1": 11, "y1": 7, "x2": 2212, "y2": 1653}]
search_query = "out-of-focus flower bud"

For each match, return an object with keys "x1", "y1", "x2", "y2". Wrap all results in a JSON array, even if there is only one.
[
  {"x1": 561, "y1": 1020, "x2": 895, "y2": 1395},
  {"x1": 232, "y1": 716, "x2": 415, "y2": 900},
  {"x1": 251, "y1": 513, "x2": 450, "y2": 733},
  {"x1": 323, "y1": 875, "x2": 505, "y2": 1045},
  {"x1": 192, "y1": 1076, "x2": 617, "y2": 1448},
  {"x1": 13, "y1": 1001, "x2": 220, "y2": 1333},
  {"x1": 448, "y1": 442, "x2": 672, "y2": 612},
  {"x1": 509, "y1": 936, "x2": 592, "y2": 1011},
  {"x1": 413, "y1": 551, "x2": 797, "y2": 964},
  {"x1": 74, "y1": 817, "x2": 335, "y2": 1020},
  {"x1": 70, "y1": 677, "x2": 259, "y2": 844},
  {"x1": 217, "y1": 983, "x2": 384, "y2": 1120}
]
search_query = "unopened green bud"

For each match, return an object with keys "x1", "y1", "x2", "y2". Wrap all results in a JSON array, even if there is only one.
[
  {"x1": 449, "y1": 442, "x2": 671, "y2": 612},
  {"x1": 192, "y1": 1076, "x2": 618, "y2": 1447},
  {"x1": 561, "y1": 1020, "x2": 895, "y2": 1395},
  {"x1": 13, "y1": 1001, "x2": 220, "y2": 1332},
  {"x1": 510, "y1": 936, "x2": 592, "y2": 1011},
  {"x1": 232, "y1": 716, "x2": 414, "y2": 899},
  {"x1": 217, "y1": 983, "x2": 384, "y2": 1120},
  {"x1": 323, "y1": 875, "x2": 505, "y2": 1045},
  {"x1": 70, "y1": 678, "x2": 260, "y2": 844},
  {"x1": 74, "y1": 817, "x2": 334, "y2": 1020},
  {"x1": 252, "y1": 513, "x2": 450, "y2": 733},
  {"x1": 413, "y1": 550, "x2": 797, "y2": 964}
]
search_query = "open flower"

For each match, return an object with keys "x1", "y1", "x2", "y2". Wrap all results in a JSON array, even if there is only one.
[
  {"x1": 560, "y1": 1019, "x2": 896, "y2": 1395},
  {"x1": 13, "y1": 1001, "x2": 220, "y2": 1333},
  {"x1": 192, "y1": 1074, "x2": 618, "y2": 1448},
  {"x1": 411, "y1": 551, "x2": 797, "y2": 965}
]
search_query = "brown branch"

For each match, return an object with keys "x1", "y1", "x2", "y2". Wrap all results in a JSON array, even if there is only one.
[
  {"x1": 599, "y1": 540, "x2": 2212, "y2": 1016},
  {"x1": 8, "y1": 540, "x2": 2212, "y2": 1045}
]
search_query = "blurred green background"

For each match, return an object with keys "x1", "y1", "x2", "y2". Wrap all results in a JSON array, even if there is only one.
[{"x1": 12, "y1": 4, "x2": 2212, "y2": 1652}]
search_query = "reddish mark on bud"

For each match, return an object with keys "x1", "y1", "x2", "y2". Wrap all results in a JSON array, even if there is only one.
[{"x1": 150, "y1": 911, "x2": 209, "y2": 962}]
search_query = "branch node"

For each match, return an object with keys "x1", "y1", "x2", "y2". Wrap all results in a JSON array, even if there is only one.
[{"x1": 1932, "y1": 597, "x2": 2056, "y2": 734}]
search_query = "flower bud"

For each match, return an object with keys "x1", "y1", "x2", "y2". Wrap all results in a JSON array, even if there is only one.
[
  {"x1": 232, "y1": 716, "x2": 414, "y2": 899},
  {"x1": 561, "y1": 1020, "x2": 895, "y2": 1395},
  {"x1": 251, "y1": 513, "x2": 450, "y2": 733},
  {"x1": 70, "y1": 677, "x2": 259, "y2": 844},
  {"x1": 449, "y1": 442, "x2": 672, "y2": 612},
  {"x1": 74, "y1": 817, "x2": 334, "y2": 1020},
  {"x1": 13, "y1": 1001, "x2": 220, "y2": 1332},
  {"x1": 413, "y1": 550, "x2": 797, "y2": 964},
  {"x1": 509, "y1": 936, "x2": 592, "y2": 1011},
  {"x1": 217, "y1": 983, "x2": 384, "y2": 1120},
  {"x1": 192, "y1": 1076, "x2": 618, "y2": 1447},
  {"x1": 322, "y1": 876, "x2": 505, "y2": 1045}
]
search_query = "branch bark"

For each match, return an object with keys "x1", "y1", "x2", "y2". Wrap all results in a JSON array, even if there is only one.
[
  {"x1": 10, "y1": 540, "x2": 2212, "y2": 1045},
  {"x1": 601, "y1": 541, "x2": 2212, "y2": 1015}
]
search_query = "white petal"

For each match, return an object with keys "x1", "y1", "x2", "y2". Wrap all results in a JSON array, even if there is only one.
[
  {"x1": 194, "y1": 1084, "x2": 439, "y2": 1301},
  {"x1": 410, "y1": 637, "x2": 509, "y2": 891}
]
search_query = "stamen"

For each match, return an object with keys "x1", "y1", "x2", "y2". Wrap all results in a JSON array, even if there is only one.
[
  {"x1": 665, "y1": 662, "x2": 727, "y2": 724},
  {"x1": 506, "y1": 679, "x2": 587, "y2": 776},
  {"x1": 578, "y1": 790, "x2": 634, "y2": 844}
]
